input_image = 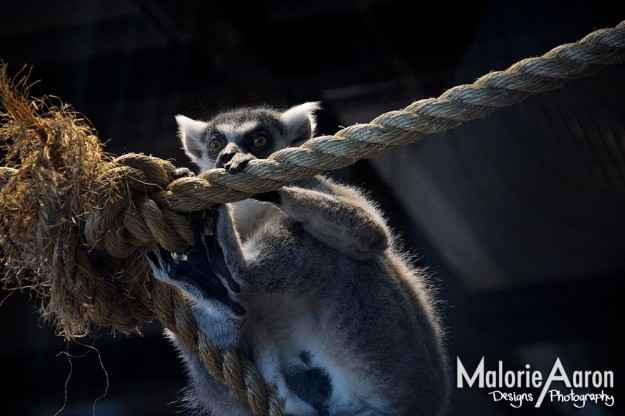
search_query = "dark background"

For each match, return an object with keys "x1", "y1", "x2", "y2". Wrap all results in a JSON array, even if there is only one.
[{"x1": 1, "y1": 1, "x2": 624, "y2": 415}]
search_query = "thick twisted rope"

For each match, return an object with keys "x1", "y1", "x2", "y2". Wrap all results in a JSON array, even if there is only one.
[
  {"x1": 92, "y1": 15, "x2": 625, "y2": 253},
  {"x1": 162, "y1": 21, "x2": 625, "y2": 215},
  {"x1": 1, "y1": 20, "x2": 624, "y2": 416}
]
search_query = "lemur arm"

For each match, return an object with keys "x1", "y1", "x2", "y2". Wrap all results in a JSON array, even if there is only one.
[{"x1": 256, "y1": 176, "x2": 390, "y2": 260}]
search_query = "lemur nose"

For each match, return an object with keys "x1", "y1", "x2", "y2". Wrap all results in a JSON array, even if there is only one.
[{"x1": 215, "y1": 143, "x2": 239, "y2": 168}]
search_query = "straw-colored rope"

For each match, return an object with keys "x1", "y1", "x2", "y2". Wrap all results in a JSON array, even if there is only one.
[
  {"x1": 146, "y1": 20, "x2": 625, "y2": 222},
  {"x1": 1, "y1": 20, "x2": 624, "y2": 416}
]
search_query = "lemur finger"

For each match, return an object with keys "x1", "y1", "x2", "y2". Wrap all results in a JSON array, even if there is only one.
[
  {"x1": 182, "y1": 212, "x2": 216, "y2": 275},
  {"x1": 146, "y1": 246, "x2": 181, "y2": 279},
  {"x1": 190, "y1": 211, "x2": 245, "y2": 308},
  {"x1": 206, "y1": 227, "x2": 241, "y2": 293},
  {"x1": 224, "y1": 160, "x2": 247, "y2": 174},
  {"x1": 193, "y1": 209, "x2": 241, "y2": 294},
  {"x1": 224, "y1": 153, "x2": 254, "y2": 174},
  {"x1": 172, "y1": 167, "x2": 196, "y2": 179},
  {"x1": 162, "y1": 238, "x2": 234, "y2": 308}
]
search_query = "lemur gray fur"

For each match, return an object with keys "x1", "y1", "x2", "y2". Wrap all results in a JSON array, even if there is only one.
[{"x1": 147, "y1": 102, "x2": 450, "y2": 416}]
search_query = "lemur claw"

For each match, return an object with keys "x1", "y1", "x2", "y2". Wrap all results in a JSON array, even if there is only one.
[
  {"x1": 172, "y1": 167, "x2": 195, "y2": 179},
  {"x1": 224, "y1": 153, "x2": 255, "y2": 174}
]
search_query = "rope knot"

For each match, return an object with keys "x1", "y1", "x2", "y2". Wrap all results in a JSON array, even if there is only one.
[{"x1": 84, "y1": 153, "x2": 194, "y2": 256}]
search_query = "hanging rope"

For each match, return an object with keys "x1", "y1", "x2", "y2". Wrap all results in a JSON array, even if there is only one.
[{"x1": 0, "y1": 20, "x2": 623, "y2": 416}]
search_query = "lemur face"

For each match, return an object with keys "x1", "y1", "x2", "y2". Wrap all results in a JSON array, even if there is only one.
[{"x1": 176, "y1": 102, "x2": 320, "y2": 172}]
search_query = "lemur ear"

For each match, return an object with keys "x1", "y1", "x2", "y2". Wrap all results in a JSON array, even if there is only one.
[
  {"x1": 175, "y1": 115, "x2": 209, "y2": 167},
  {"x1": 281, "y1": 101, "x2": 321, "y2": 146}
]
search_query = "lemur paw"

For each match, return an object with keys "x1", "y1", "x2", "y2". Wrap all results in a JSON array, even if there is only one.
[
  {"x1": 224, "y1": 153, "x2": 255, "y2": 174},
  {"x1": 146, "y1": 211, "x2": 246, "y2": 317},
  {"x1": 172, "y1": 167, "x2": 195, "y2": 179}
]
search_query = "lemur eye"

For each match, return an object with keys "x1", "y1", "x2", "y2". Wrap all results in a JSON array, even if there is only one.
[
  {"x1": 208, "y1": 138, "x2": 224, "y2": 153},
  {"x1": 253, "y1": 135, "x2": 269, "y2": 147}
]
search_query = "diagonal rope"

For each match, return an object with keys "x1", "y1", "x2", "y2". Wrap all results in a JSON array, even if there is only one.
[{"x1": 160, "y1": 20, "x2": 625, "y2": 218}]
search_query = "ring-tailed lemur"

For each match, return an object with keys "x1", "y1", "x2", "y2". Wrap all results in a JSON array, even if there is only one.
[{"x1": 147, "y1": 102, "x2": 450, "y2": 416}]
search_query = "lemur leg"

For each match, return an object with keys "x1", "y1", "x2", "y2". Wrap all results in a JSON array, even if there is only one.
[
  {"x1": 256, "y1": 176, "x2": 390, "y2": 260},
  {"x1": 146, "y1": 209, "x2": 247, "y2": 348}
]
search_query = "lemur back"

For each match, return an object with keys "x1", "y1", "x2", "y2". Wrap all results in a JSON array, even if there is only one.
[{"x1": 147, "y1": 102, "x2": 450, "y2": 416}]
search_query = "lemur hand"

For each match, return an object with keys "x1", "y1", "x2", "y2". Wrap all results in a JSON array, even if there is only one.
[
  {"x1": 172, "y1": 167, "x2": 196, "y2": 179},
  {"x1": 146, "y1": 210, "x2": 246, "y2": 317},
  {"x1": 224, "y1": 153, "x2": 256, "y2": 174}
]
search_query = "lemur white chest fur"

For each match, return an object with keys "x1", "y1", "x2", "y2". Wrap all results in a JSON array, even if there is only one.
[
  {"x1": 147, "y1": 102, "x2": 450, "y2": 416},
  {"x1": 230, "y1": 199, "x2": 275, "y2": 241}
]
